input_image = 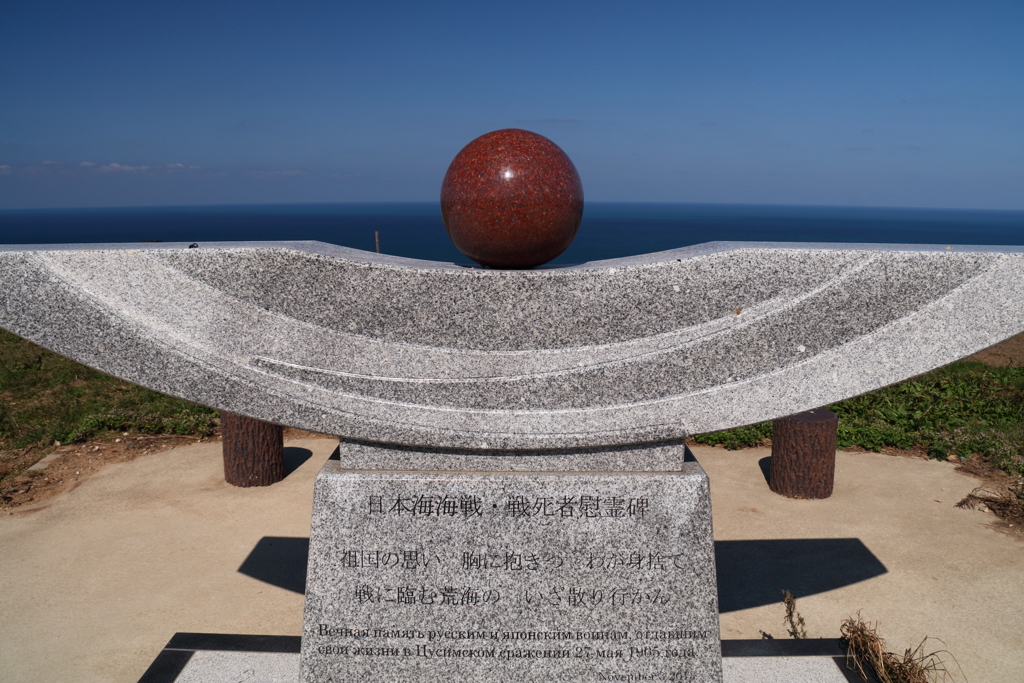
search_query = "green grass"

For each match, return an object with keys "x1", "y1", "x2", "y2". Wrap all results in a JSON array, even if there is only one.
[
  {"x1": 1, "y1": 328, "x2": 217, "y2": 477},
  {"x1": 693, "y1": 361, "x2": 1024, "y2": 476}
]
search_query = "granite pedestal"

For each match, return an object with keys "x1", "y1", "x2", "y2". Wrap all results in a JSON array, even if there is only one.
[{"x1": 300, "y1": 441, "x2": 722, "y2": 683}]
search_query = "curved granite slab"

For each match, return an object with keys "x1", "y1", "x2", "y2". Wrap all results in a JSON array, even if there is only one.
[{"x1": 2, "y1": 240, "x2": 1023, "y2": 450}]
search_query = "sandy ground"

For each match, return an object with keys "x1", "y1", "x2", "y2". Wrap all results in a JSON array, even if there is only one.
[
  {"x1": 1, "y1": 439, "x2": 1022, "y2": 683},
  {"x1": 702, "y1": 446, "x2": 1024, "y2": 681}
]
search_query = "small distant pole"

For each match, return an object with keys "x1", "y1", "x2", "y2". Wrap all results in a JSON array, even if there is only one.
[{"x1": 375, "y1": 231, "x2": 380, "y2": 253}]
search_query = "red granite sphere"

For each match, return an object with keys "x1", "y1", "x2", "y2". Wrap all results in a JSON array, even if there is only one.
[{"x1": 440, "y1": 129, "x2": 584, "y2": 268}]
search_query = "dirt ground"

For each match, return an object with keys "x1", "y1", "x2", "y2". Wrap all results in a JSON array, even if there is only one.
[
  {"x1": 0, "y1": 428, "x2": 326, "y2": 514},
  {"x1": 967, "y1": 330, "x2": 1024, "y2": 367}
]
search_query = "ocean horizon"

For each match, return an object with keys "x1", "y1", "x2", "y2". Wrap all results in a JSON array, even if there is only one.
[{"x1": 2, "y1": 202, "x2": 1023, "y2": 266}]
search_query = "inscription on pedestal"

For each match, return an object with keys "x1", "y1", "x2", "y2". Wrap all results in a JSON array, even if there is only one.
[{"x1": 300, "y1": 449, "x2": 722, "y2": 682}]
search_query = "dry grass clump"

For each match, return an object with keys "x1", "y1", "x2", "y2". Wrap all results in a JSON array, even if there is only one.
[
  {"x1": 840, "y1": 613, "x2": 965, "y2": 683},
  {"x1": 956, "y1": 483, "x2": 1024, "y2": 528}
]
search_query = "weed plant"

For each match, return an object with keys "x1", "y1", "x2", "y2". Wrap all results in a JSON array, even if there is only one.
[
  {"x1": 765, "y1": 594, "x2": 965, "y2": 683},
  {"x1": 781, "y1": 590, "x2": 807, "y2": 639},
  {"x1": 840, "y1": 613, "x2": 964, "y2": 683},
  {"x1": 693, "y1": 361, "x2": 1024, "y2": 476},
  {"x1": 1, "y1": 329, "x2": 216, "y2": 477}
]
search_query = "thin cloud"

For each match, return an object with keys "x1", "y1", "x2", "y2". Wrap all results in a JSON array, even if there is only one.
[
  {"x1": 844, "y1": 146, "x2": 873, "y2": 151},
  {"x1": 99, "y1": 163, "x2": 153, "y2": 172},
  {"x1": 0, "y1": 165, "x2": 12, "y2": 175},
  {"x1": 96, "y1": 162, "x2": 200, "y2": 172},
  {"x1": 0, "y1": 161, "x2": 203, "y2": 175},
  {"x1": 0, "y1": 141, "x2": 12, "y2": 147}
]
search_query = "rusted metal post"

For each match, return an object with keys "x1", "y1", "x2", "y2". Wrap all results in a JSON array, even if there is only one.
[
  {"x1": 769, "y1": 408, "x2": 837, "y2": 499},
  {"x1": 220, "y1": 411, "x2": 285, "y2": 487}
]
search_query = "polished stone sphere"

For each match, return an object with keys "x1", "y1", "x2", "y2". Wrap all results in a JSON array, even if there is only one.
[{"x1": 440, "y1": 129, "x2": 584, "y2": 268}]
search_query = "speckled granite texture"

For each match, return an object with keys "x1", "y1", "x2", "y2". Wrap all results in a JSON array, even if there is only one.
[
  {"x1": 300, "y1": 441, "x2": 722, "y2": 682},
  {"x1": 334, "y1": 438, "x2": 692, "y2": 472},
  {"x1": 2, "y1": 240, "x2": 1023, "y2": 449},
  {"x1": 441, "y1": 128, "x2": 584, "y2": 268}
]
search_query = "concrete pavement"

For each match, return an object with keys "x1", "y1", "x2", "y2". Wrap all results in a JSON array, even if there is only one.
[{"x1": 1, "y1": 439, "x2": 1021, "y2": 682}]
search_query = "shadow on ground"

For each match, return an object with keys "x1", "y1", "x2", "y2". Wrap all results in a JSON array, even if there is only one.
[
  {"x1": 716, "y1": 538, "x2": 887, "y2": 612},
  {"x1": 237, "y1": 535, "x2": 887, "y2": 609},
  {"x1": 282, "y1": 447, "x2": 313, "y2": 477},
  {"x1": 237, "y1": 537, "x2": 309, "y2": 594}
]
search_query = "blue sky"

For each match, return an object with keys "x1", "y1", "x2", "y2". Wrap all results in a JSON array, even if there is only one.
[{"x1": 1, "y1": 0, "x2": 1022, "y2": 210}]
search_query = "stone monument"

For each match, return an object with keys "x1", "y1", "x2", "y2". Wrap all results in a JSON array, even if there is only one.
[
  {"x1": 3, "y1": 130, "x2": 1024, "y2": 682},
  {"x1": 302, "y1": 129, "x2": 722, "y2": 682}
]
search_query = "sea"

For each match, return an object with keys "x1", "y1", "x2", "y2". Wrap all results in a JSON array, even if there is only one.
[{"x1": 1, "y1": 202, "x2": 1023, "y2": 266}]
